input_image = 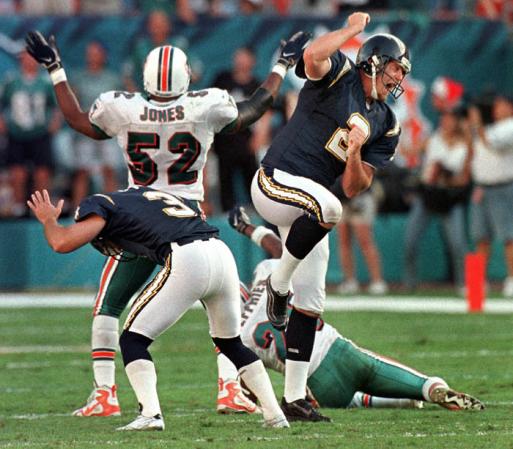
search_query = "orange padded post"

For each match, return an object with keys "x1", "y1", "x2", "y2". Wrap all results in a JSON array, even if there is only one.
[{"x1": 465, "y1": 253, "x2": 486, "y2": 313}]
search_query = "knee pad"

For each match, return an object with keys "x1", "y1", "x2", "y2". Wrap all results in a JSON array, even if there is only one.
[
  {"x1": 92, "y1": 315, "x2": 118, "y2": 350},
  {"x1": 119, "y1": 330, "x2": 153, "y2": 366},
  {"x1": 286, "y1": 215, "x2": 330, "y2": 259},
  {"x1": 285, "y1": 308, "x2": 318, "y2": 362},
  {"x1": 422, "y1": 376, "x2": 448, "y2": 402},
  {"x1": 323, "y1": 197, "x2": 343, "y2": 225},
  {"x1": 212, "y1": 336, "x2": 258, "y2": 370}
]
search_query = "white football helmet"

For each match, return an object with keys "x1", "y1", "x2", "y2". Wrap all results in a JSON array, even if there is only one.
[{"x1": 143, "y1": 45, "x2": 190, "y2": 98}]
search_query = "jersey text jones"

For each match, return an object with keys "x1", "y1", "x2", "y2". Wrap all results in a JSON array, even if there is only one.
[{"x1": 139, "y1": 105, "x2": 185, "y2": 123}]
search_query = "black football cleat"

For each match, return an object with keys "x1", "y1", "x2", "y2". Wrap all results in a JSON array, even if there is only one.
[
  {"x1": 265, "y1": 276, "x2": 290, "y2": 331},
  {"x1": 281, "y1": 397, "x2": 331, "y2": 422}
]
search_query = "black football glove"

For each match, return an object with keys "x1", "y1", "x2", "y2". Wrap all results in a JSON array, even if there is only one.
[
  {"x1": 277, "y1": 30, "x2": 312, "y2": 70},
  {"x1": 228, "y1": 206, "x2": 252, "y2": 234},
  {"x1": 25, "y1": 31, "x2": 62, "y2": 73}
]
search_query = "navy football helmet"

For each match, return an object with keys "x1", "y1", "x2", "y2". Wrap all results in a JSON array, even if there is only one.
[{"x1": 356, "y1": 33, "x2": 411, "y2": 99}]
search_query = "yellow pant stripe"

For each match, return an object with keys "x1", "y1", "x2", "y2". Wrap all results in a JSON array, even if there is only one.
[
  {"x1": 258, "y1": 169, "x2": 323, "y2": 222},
  {"x1": 124, "y1": 255, "x2": 172, "y2": 330}
]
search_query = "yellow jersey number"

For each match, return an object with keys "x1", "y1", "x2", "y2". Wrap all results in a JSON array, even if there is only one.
[
  {"x1": 143, "y1": 190, "x2": 197, "y2": 218},
  {"x1": 325, "y1": 113, "x2": 370, "y2": 162}
]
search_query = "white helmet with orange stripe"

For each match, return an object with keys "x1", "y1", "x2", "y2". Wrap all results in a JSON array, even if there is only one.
[{"x1": 143, "y1": 45, "x2": 190, "y2": 98}]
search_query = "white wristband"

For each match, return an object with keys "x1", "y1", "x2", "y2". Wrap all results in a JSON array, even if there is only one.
[
  {"x1": 271, "y1": 63, "x2": 287, "y2": 79},
  {"x1": 251, "y1": 226, "x2": 275, "y2": 247},
  {"x1": 50, "y1": 68, "x2": 67, "y2": 85}
]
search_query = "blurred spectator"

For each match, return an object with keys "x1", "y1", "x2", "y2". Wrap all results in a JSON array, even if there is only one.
[
  {"x1": 69, "y1": 41, "x2": 124, "y2": 211},
  {"x1": 431, "y1": 76, "x2": 465, "y2": 114},
  {"x1": 0, "y1": 0, "x2": 17, "y2": 14},
  {"x1": 0, "y1": 134, "x2": 14, "y2": 216},
  {"x1": 0, "y1": 171, "x2": 15, "y2": 216},
  {"x1": 134, "y1": 0, "x2": 197, "y2": 22},
  {"x1": 332, "y1": 180, "x2": 388, "y2": 295},
  {"x1": 212, "y1": 46, "x2": 262, "y2": 212},
  {"x1": 286, "y1": 0, "x2": 332, "y2": 15},
  {"x1": 469, "y1": 94, "x2": 513, "y2": 297},
  {"x1": 429, "y1": 0, "x2": 466, "y2": 18},
  {"x1": 79, "y1": 0, "x2": 123, "y2": 14},
  {"x1": 123, "y1": 9, "x2": 201, "y2": 92},
  {"x1": 403, "y1": 109, "x2": 473, "y2": 294},
  {"x1": 191, "y1": 0, "x2": 282, "y2": 16},
  {"x1": 475, "y1": 0, "x2": 513, "y2": 24},
  {"x1": 0, "y1": 51, "x2": 61, "y2": 217},
  {"x1": 239, "y1": 0, "x2": 263, "y2": 14},
  {"x1": 20, "y1": 0, "x2": 76, "y2": 14},
  {"x1": 334, "y1": 0, "x2": 388, "y2": 13}
]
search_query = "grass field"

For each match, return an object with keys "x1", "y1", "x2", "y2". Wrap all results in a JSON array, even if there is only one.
[{"x1": 1, "y1": 303, "x2": 513, "y2": 449}]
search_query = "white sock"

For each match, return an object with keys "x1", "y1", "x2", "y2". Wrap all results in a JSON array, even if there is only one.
[
  {"x1": 93, "y1": 361, "x2": 115, "y2": 388},
  {"x1": 351, "y1": 393, "x2": 420, "y2": 409},
  {"x1": 284, "y1": 360, "x2": 309, "y2": 403},
  {"x1": 125, "y1": 359, "x2": 161, "y2": 417},
  {"x1": 270, "y1": 246, "x2": 301, "y2": 294},
  {"x1": 91, "y1": 315, "x2": 118, "y2": 387},
  {"x1": 422, "y1": 377, "x2": 448, "y2": 402},
  {"x1": 238, "y1": 360, "x2": 284, "y2": 421},
  {"x1": 217, "y1": 352, "x2": 239, "y2": 381}
]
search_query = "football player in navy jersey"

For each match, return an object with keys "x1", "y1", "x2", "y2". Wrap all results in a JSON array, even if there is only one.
[
  {"x1": 250, "y1": 12, "x2": 411, "y2": 421},
  {"x1": 27, "y1": 187, "x2": 290, "y2": 431}
]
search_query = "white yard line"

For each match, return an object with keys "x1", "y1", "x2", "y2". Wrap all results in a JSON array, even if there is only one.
[
  {"x1": 1, "y1": 292, "x2": 512, "y2": 314},
  {"x1": 0, "y1": 293, "x2": 95, "y2": 308},
  {"x1": 0, "y1": 344, "x2": 89, "y2": 354}
]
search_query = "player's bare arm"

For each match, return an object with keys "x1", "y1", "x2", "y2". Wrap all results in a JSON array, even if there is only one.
[
  {"x1": 303, "y1": 12, "x2": 370, "y2": 80},
  {"x1": 468, "y1": 105, "x2": 487, "y2": 144},
  {"x1": 28, "y1": 190, "x2": 106, "y2": 253},
  {"x1": 25, "y1": 31, "x2": 106, "y2": 140},
  {"x1": 222, "y1": 31, "x2": 311, "y2": 134},
  {"x1": 342, "y1": 125, "x2": 374, "y2": 197}
]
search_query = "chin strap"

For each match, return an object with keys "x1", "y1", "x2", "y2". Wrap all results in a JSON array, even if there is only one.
[{"x1": 371, "y1": 63, "x2": 378, "y2": 101}]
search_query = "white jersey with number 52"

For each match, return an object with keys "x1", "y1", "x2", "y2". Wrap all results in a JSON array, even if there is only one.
[{"x1": 89, "y1": 88, "x2": 238, "y2": 200}]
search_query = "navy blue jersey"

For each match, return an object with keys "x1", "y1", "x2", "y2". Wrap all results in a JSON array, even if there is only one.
[
  {"x1": 262, "y1": 51, "x2": 400, "y2": 188},
  {"x1": 75, "y1": 187, "x2": 218, "y2": 265}
]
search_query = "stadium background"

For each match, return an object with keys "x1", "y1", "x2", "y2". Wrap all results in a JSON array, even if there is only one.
[{"x1": 0, "y1": 11, "x2": 511, "y2": 288}]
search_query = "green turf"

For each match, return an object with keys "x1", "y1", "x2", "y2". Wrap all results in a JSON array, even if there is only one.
[{"x1": 1, "y1": 307, "x2": 512, "y2": 449}]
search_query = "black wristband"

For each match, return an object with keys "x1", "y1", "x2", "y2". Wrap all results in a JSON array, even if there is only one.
[{"x1": 47, "y1": 61, "x2": 63, "y2": 73}]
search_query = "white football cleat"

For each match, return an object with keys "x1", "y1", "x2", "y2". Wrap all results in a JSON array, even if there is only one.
[
  {"x1": 368, "y1": 280, "x2": 388, "y2": 295},
  {"x1": 503, "y1": 276, "x2": 513, "y2": 298},
  {"x1": 429, "y1": 385, "x2": 485, "y2": 411},
  {"x1": 337, "y1": 279, "x2": 360, "y2": 295},
  {"x1": 72, "y1": 385, "x2": 121, "y2": 417},
  {"x1": 262, "y1": 414, "x2": 290, "y2": 428},
  {"x1": 116, "y1": 414, "x2": 165, "y2": 431},
  {"x1": 217, "y1": 378, "x2": 261, "y2": 414}
]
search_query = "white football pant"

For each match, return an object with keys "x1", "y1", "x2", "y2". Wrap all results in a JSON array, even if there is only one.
[
  {"x1": 124, "y1": 238, "x2": 241, "y2": 339},
  {"x1": 251, "y1": 168, "x2": 343, "y2": 314}
]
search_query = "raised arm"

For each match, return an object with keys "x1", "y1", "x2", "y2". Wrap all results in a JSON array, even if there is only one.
[
  {"x1": 221, "y1": 31, "x2": 311, "y2": 134},
  {"x1": 25, "y1": 31, "x2": 106, "y2": 140},
  {"x1": 27, "y1": 189, "x2": 106, "y2": 253},
  {"x1": 303, "y1": 12, "x2": 369, "y2": 81}
]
